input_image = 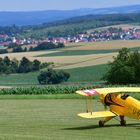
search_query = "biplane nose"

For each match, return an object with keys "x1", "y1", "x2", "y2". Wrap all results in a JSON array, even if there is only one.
[{"x1": 100, "y1": 94, "x2": 107, "y2": 104}]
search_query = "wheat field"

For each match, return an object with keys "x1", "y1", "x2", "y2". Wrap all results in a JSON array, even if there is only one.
[
  {"x1": 87, "y1": 24, "x2": 140, "y2": 32},
  {"x1": 65, "y1": 40, "x2": 140, "y2": 50},
  {"x1": 1, "y1": 40, "x2": 140, "y2": 69}
]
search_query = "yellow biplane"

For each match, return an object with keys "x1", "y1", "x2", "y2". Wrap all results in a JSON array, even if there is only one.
[{"x1": 76, "y1": 87, "x2": 140, "y2": 127}]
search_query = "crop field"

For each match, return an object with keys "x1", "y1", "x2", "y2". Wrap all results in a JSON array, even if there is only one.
[
  {"x1": 0, "y1": 50, "x2": 61, "y2": 62},
  {"x1": 38, "y1": 47, "x2": 140, "y2": 57},
  {"x1": 1, "y1": 40, "x2": 140, "y2": 69},
  {"x1": 0, "y1": 99, "x2": 139, "y2": 140},
  {"x1": 0, "y1": 40, "x2": 140, "y2": 86},
  {"x1": 65, "y1": 40, "x2": 140, "y2": 51}
]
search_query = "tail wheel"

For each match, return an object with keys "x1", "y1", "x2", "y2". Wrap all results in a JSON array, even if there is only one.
[
  {"x1": 99, "y1": 120, "x2": 104, "y2": 127},
  {"x1": 120, "y1": 120, "x2": 126, "y2": 126}
]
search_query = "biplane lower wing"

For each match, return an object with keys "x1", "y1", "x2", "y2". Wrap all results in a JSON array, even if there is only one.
[{"x1": 78, "y1": 111, "x2": 117, "y2": 119}]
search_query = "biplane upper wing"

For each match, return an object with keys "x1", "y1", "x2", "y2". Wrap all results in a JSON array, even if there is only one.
[
  {"x1": 95, "y1": 87, "x2": 140, "y2": 94},
  {"x1": 76, "y1": 89, "x2": 100, "y2": 96},
  {"x1": 76, "y1": 87, "x2": 140, "y2": 96},
  {"x1": 78, "y1": 111, "x2": 117, "y2": 119}
]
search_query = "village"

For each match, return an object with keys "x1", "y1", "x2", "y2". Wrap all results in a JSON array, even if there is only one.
[{"x1": 1, "y1": 26, "x2": 140, "y2": 49}]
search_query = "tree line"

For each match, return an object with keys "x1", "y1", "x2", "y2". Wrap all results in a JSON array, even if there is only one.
[
  {"x1": 29, "y1": 42, "x2": 65, "y2": 51},
  {"x1": 0, "y1": 56, "x2": 52, "y2": 74},
  {"x1": 0, "y1": 42, "x2": 65, "y2": 55},
  {"x1": 5, "y1": 42, "x2": 65, "y2": 53}
]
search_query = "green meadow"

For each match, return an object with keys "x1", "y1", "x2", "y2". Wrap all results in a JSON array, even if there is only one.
[
  {"x1": 37, "y1": 50, "x2": 118, "y2": 57},
  {"x1": 0, "y1": 64, "x2": 107, "y2": 86},
  {"x1": 0, "y1": 99, "x2": 139, "y2": 140},
  {"x1": 37, "y1": 46, "x2": 140, "y2": 57},
  {"x1": 0, "y1": 72, "x2": 39, "y2": 86},
  {"x1": 66, "y1": 64, "x2": 107, "y2": 83}
]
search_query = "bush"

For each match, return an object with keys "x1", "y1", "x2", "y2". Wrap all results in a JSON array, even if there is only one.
[{"x1": 38, "y1": 68, "x2": 70, "y2": 84}]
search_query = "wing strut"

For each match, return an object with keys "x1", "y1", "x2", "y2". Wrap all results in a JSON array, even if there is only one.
[
  {"x1": 86, "y1": 97, "x2": 89, "y2": 113},
  {"x1": 90, "y1": 97, "x2": 92, "y2": 115},
  {"x1": 85, "y1": 97, "x2": 93, "y2": 115}
]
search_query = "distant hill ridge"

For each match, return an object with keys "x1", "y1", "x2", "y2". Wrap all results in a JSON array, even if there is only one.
[{"x1": 0, "y1": 5, "x2": 140, "y2": 26}]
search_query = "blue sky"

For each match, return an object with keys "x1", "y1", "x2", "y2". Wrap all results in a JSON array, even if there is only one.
[{"x1": 0, "y1": 0, "x2": 140, "y2": 11}]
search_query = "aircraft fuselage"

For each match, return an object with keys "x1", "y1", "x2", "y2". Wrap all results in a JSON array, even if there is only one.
[{"x1": 104, "y1": 93, "x2": 140, "y2": 120}]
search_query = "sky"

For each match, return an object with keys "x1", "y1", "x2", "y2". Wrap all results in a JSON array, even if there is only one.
[{"x1": 0, "y1": 0, "x2": 140, "y2": 11}]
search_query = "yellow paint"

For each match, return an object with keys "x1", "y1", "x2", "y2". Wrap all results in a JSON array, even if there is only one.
[
  {"x1": 95, "y1": 87, "x2": 140, "y2": 94},
  {"x1": 78, "y1": 111, "x2": 116, "y2": 119},
  {"x1": 77, "y1": 87, "x2": 140, "y2": 121},
  {"x1": 110, "y1": 94, "x2": 140, "y2": 120},
  {"x1": 76, "y1": 87, "x2": 140, "y2": 96}
]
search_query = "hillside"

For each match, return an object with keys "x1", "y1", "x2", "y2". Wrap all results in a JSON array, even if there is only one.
[
  {"x1": 1, "y1": 13, "x2": 140, "y2": 38},
  {"x1": 0, "y1": 5, "x2": 140, "y2": 26},
  {"x1": 22, "y1": 13, "x2": 140, "y2": 38}
]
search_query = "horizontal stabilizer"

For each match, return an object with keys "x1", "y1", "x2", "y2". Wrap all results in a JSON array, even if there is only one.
[{"x1": 78, "y1": 111, "x2": 117, "y2": 119}]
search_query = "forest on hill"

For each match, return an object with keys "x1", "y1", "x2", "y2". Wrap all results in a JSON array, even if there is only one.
[
  {"x1": 0, "y1": 5, "x2": 140, "y2": 26},
  {"x1": 1, "y1": 13, "x2": 140, "y2": 38}
]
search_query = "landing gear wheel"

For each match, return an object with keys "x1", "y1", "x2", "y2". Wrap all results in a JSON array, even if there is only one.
[
  {"x1": 120, "y1": 120, "x2": 126, "y2": 126},
  {"x1": 99, "y1": 120, "x2": 104, "y2": 127}
]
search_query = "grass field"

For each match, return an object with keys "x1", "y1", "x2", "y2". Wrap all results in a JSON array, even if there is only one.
[
  {"x1": 0, "y1": 72, "x2": 39, "y2": 86},
  {"x1": 38, "y1": 46, "x2": 140, "y2": 57},
  {"x1": 66, "y1": 64, "x2": 107, "y2": 83},
  {"x1": 0, "y1": 64, "x2": 107, "y2": 86},
  {"x1": 0, "y1": 99, "x2": 139, "y2": 140},
  {"x1": 37, "y1": 49, "x2": 118, "y2": 57}
]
